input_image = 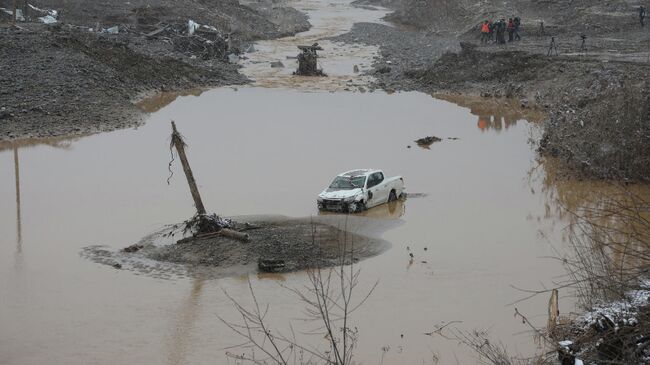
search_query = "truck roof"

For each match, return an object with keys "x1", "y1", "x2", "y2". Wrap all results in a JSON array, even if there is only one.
[{"x1": 338, "y1": 169, "x2": 380, "y2": 178}]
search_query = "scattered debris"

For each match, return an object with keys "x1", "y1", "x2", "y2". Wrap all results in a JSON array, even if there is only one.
[
  {"x1": 187, "y1": 19, "x2": 200, "y2": 35},
  {"x1": 415, "y1": 136, "x2": 442, "y2": 149},
  {"x1": 270, "y1": 61, "x2": 284, "y2": 68}
]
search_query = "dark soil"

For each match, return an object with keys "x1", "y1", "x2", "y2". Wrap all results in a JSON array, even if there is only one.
[{"x1": 0, "y1": 0, "x2": 309, "y2": 141}]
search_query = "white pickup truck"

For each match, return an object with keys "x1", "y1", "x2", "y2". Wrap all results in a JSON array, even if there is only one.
[{"x1": 317, "y1": 169, "x2": 405, "y2": 213}]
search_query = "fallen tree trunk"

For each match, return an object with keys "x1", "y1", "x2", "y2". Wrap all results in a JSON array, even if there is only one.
[{"x1": 176, "y1": 228, "x2": 250, "y2": 244}]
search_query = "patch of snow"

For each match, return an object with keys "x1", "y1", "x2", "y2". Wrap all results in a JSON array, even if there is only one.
[
  {"x1": 575, "y1": 359, "x2": 584, "y2": 365},
  {"x1": 579, "y1": 279, "x2": 650, "y2": 329},
  {"x1": 559, "y1": 340, "x2": 573, "y2": 347},
  {"x1": 104, "y1": 26, "x2": 119, "y2": 34},
  {"x1": 39, "y1": 15, "x2": 57, "y2": 24}
]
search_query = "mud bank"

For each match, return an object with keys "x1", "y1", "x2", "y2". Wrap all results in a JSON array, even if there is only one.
[
  {"x1": 82, "y1": 215, "x2": 392, "y2": 278},
  {"x1": 409, "y1": 45, "x2": 650, "y2": 181},
  {"x1": 0, "y1": 0, "x2": 309, "y2": 141}
]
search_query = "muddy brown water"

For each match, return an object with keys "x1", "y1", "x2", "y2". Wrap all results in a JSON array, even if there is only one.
[
  {"x1": 1, "y1": 86, "x2": 632, "y2": 365},
  {"x1": 3, "y1": 1, "x2": 650, "y2": 364}
]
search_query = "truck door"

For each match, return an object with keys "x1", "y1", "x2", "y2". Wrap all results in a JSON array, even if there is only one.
[
  {"x1": 373, "y1": 172, "x2": 387, "y2": 202},
  {"x1": 366, "y1": 172, "x2": 385, "y2": 208}
]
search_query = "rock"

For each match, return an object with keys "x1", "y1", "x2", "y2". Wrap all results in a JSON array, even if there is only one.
[
  {"x1": 415, "y1": 136, "x2": 442, "y2": 146},
  {"x1": 375, "y1": 65, "x2": 391, "y2": 74},
  {"x1": 0, "y1": 108, "x2": 10, "y2": 119},
  {"x1": 270, "y1": 61, "x2": 284, "y2": 68},
  {"x1": 123, "y1": 244, "x2": 144, "y2": 253},
  {"x1": 227, "y1": 53, "x2": 239, "y2": 63},
  {"x1": 353, "y1": 64, "x2": 359, "y2": 73}
]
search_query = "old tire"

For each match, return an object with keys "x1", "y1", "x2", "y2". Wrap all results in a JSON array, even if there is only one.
[{"x1": 388, "y1": 190, "x2": 397, "y2": 202}]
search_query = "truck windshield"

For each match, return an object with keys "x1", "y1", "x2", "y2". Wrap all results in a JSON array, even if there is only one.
[{"x1": 329, "y1": 176, "x2": 365, "y2": 190}]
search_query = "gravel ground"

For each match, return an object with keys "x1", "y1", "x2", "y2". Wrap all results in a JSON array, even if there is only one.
[{"x1": 0, "y1": 0, "x2": 309, "y2": 141}]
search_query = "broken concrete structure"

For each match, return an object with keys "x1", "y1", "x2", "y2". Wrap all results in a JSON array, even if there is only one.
[{"x1": 294, "y1": 43, "x2": 325, "y2": 76}]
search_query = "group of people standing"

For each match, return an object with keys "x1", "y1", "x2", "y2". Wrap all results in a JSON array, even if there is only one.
[{"x1": 480, "y1": 17, "x2": 522, "y2": 44}]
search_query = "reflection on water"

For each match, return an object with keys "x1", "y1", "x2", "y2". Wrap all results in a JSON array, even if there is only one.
[
  {"x1": 13, "y1": 146, "x2": 22, "y2": 272},
  {"x1": 535, "y1": 157, "x2": 650, "y2": 280},
  {"x1": 166, "y1": 279, "x2": 205, "y2": 365},
  {"x1": 477, "y1": 114, "x2": 519, "y2": 132},
  {"x1": 136, "y1": 88, "x2": 207, "y2": 113},
  {"x1": 0, "y1": 135, "x2": 81, "y2": 153},
  {"x1": 436, "y1": 94, "x2": 547, "y2": 134},
  {"x1": 13, "y1": 147, "x2": 21, "y2": 248}
]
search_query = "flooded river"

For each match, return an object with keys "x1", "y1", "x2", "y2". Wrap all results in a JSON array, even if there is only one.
[
  {"x1": 3, "y1": 87, "x2": 572, "y2": 364},
  {"x1": 2, "y1": 1, "x2": 645, "y2": 365}
]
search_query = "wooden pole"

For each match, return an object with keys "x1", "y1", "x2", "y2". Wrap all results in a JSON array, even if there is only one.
[
  {"x1": 170, "y1": 121, "x2": 207, "y2": 215},
  {"x1": 12, "y1": 0, "x2": 17, "y2": 24}
]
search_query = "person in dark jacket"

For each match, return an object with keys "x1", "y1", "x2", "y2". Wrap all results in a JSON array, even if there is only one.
[
  {"x1": 514, "y1": 16, "x2": 521, "y2": 40},
  {"x1": 489, "y1": 20, "x2": 496, "y2": 42},
  {"x1": 496, "y1": 19, "x2": 506, "y2": 44},
  {"x1": 507, "y1": 18, "x2": 515, "y2": 42}
]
